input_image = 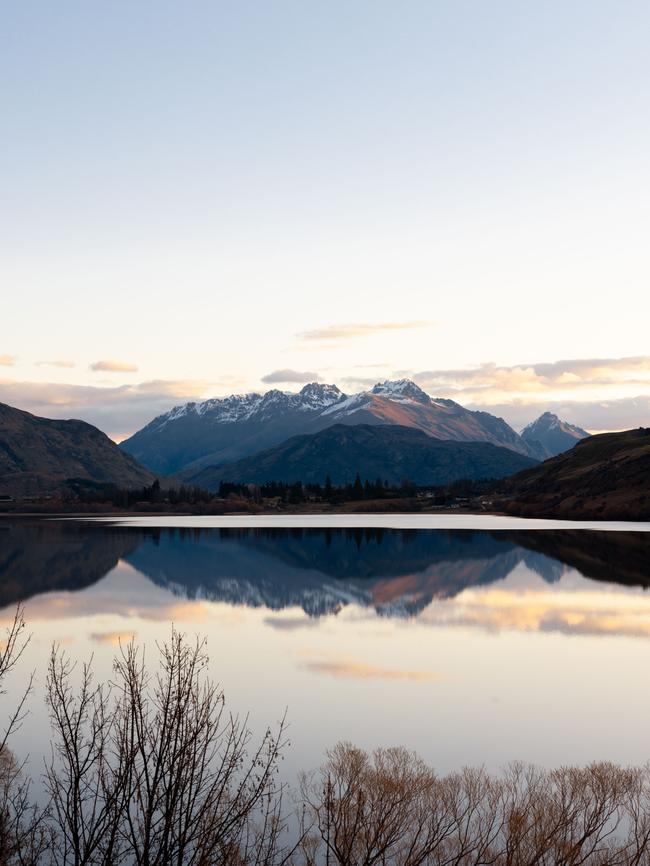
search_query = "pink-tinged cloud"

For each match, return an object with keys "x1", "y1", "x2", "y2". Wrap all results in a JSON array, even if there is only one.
[
  {"x1": 90, "y1": 631, "x2": 137, "y2": 646},
  {"x1": 297, "y1": 321, "x2": 433, "y2": 341},
  {"x1": 408, "y1": 356, "x2": 650, "y2": 398},
  {"x1": 90, "y1": 359, "x2": 139, "y2": 373},
  {"x1": 0, "y1": 377, "x2": 212, "y2": 441},
  {"x1": 262, "y1": 369, "x2": 321, "y2": 384},
  {"x1": 37, "y1": 359, "x2": 76, "y2": 369},
  {"x1": 300, "y1": 658, "x2": 440, "y2": 682},
  {"x1": 0, "y1": 355, "x2": 16, "y2": 366}
]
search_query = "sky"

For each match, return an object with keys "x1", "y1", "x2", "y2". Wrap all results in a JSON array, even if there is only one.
[{"x1": 2, "y1": 1, "x2": 650, "y2": 440}]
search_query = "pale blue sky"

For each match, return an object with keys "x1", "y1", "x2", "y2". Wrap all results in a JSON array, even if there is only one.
[{"x1": 2, "y1": 1, "x2": 650, "y2": 437}]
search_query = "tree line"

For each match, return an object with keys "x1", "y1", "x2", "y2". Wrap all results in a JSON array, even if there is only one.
[
  {"x1": 2, "y1": 609, "x2": 650, "y2": 864},
  {"x1": 62, "y1": 476, "x2": 507, "y2": 509},
  {"x1": 221, "y1": 475, "x2": 414, "y2": 504}
]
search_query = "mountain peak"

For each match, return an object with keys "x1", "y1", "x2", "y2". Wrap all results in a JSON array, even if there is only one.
[
  {"x1": 371, "y1": 379, "x2": 430, "y2": 403},
  {"x1": 523, "y1": 412, "x2": 587, "y2": 436},
  {"x1": 298, "y1": 382, "x2": 346, "y2": 408},
  {"x1": 521, "y1": 412, "x2": 589, "y2": 459}
]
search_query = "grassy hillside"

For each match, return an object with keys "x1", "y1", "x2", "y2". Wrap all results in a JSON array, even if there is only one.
[
  {"x1": 0, "y1": 402, "x2": 156, "y2": 497},
  {"x1": 503, "y1": 428, "x2": 650, "y2": 520}
]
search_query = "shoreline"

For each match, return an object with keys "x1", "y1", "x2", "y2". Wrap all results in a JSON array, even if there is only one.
[{"x1": 5, "y1": 512, "x2": 647, "y2": 531}]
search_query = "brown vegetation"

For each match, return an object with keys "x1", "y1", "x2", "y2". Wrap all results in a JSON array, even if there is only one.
[
  {"x1": 1, "y1": 616, "x2": 650, "y2": 863},
  {"x1": 502, "y1": 428, "x2": 650, "y2": 520}
]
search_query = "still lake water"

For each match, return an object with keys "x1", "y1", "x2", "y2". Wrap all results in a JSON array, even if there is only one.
[{"x1": 1, "y1": 515, "x2": 650, "y2": 786}]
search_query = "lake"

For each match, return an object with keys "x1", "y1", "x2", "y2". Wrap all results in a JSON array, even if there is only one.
[{"x1": 1, "y1": 514, "x2": 650, "y2": 788}]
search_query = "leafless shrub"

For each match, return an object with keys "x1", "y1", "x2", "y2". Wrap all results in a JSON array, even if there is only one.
[
  {"x1": 297, "y1": 746, "x2": 650, "y2": 866},
  {"x1": 0, "y1": 607, "x2": 46, "y2": 866},
  {"x1": 45, "y1": 629, "x2": 296, "y2": 866},
  {"x1": 299, "y1": 742, "x2": 442, "y2": 866},
  {"x1": 5, "y1": 609, "x2": 650, "y2": 866}
]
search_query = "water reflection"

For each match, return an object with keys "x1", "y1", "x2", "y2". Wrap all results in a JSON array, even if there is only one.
[
  {"x1": 1, "y1": 519, "x2": 650, "y2": 774},
  {"x1": 0, "y1": 521, "x2": 648, "y2": 620}
]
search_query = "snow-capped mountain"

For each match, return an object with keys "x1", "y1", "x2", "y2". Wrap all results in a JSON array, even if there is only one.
[
  {"x1": 521, "y1": 412, "x2": 589, "y2": 459},
  {"x1": 120, "y1": 379, "x2": 542, "y2": 476}
]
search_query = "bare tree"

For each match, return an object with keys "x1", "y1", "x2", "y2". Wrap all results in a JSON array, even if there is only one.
[
  {"x1": 4, "y1": 609, "x2": 650, "y2": 866},
  {"x1": 45, "y1": 629, "x2": 296, "y2": 866},
  {"x1": 45, "y1": 648, "x2": 128, "y2": 866},
  {"x1": 0, "y1": 607, "x2": 46, "y2": 866},
  {"x1": 299, "y1": 742, "x2": 470, "y2": 866}
]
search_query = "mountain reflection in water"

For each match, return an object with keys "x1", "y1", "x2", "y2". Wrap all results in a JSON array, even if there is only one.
[
  {"x1": 2, "y1": 518, "x2": 650, "y2": 775},
  {"x1": 0, "y1": 520, "x2": 648, "y2": 619}
]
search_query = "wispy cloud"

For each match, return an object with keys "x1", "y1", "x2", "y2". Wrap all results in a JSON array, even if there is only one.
[
  {"x1": 296, "y1": 321, "x2": 433, "y2": 342},
  {"x1": 0, "y1": 355, "x2": 16, "y2": 367},
  {"x1": 261, "y1": 369, "x2": 321, "y2": 384},
  {"x1": 90, "y1": 359, "x2": 139, "y2": 373},
  {"x1": 300, "y1": 657, "x2": 440, "y2": 682},
  {"x1": 37, "y1": 359, "x2": 76, "y2": 369},
  {"x1": 90, "y1": 631, "x2": 137, "y2": 646},
  {"x1": 264, "y1": 615, "x2": 320, "y2": 631}
]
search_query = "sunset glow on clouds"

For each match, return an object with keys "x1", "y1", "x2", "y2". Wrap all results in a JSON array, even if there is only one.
[{"x1": 1, "y1": 352, "x2": 649, "y2": 438}]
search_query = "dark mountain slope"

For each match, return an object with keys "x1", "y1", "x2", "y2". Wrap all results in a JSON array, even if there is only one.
[
  {"x1": 503, "y1": 427, "x2": 650, "y2": 519},
  {"x1": 188, "y1": 423, "x2": 537, "y2": 489},
  {"x1": 0, "y1": 401, "x2": 155, "y2": 496}
]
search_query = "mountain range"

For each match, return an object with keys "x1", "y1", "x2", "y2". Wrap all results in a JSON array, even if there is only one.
[
  {"x1": 0, "y1": 380, "x2": 595, "y2": 502},
  {"x1": 0, "y1": 401, "x2": 155, "y2": 497},
  {"x1": 188, "y1": 423, "x2": 537, "y2": 489},
  {"x1": 120, "y1": 379, "x2": 585, "y2": 476}
]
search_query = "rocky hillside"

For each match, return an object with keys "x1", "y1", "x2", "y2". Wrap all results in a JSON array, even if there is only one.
[{"x1": 0, "y1": 401, "x2": 156, "y2": 497}]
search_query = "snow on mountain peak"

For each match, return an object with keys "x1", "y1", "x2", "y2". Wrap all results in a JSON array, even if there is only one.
[
  {"x1": 523, "y1": 412, "x2": 560, "y2": 433},
  {"x1": 298, "y1": 383, "x2": 346, "y2": 409},
  {"x1": 371, "y1": 379, "x2": 430, "y2": 403}
]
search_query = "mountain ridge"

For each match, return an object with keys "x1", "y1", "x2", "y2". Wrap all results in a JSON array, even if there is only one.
[{"x1": 120, "y1": 379, "x2": 553, "y2": 475}]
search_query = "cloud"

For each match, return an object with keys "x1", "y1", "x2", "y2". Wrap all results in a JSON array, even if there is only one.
[
  {"x1": 264, "y1": 615, "x2": 320, "y2": 631},
  {"x1": 340, "y1": 375, "x2": 384, "y2": 390},
  {"x1": 90, "y1": 631, "x2": 137, "y2": 646},
  {"x1": 90, "y1": 359, "x2": 139, "y2": 373},
  {"x1": 0, "y1": 355, "x2": 15, "y2": 367},
  {"x1": 36, "y1": 360, "x2": 76, "y2": 369},
  {"x1": 467, "y1": 395, "x2": 650, "y2": 434},
  {"x1": 300, "y1": 657, "x2": 440, "y2": 682},
  {"x1": 393, "y1": 356, "x2": 650, "y2": 429},
  {"x1": 409, "y1": 356, "x2": 650, "y2": 398},
  {"x1": 0, "y1": 377, "x2": 212, "y2": 441},
  {"x1": 416, "y1": 583, "x2": 650, "y2": 641},
  {"x1": 261, "y1": 369, "x2": 321, "y2": 385},
  {"x1": 296, "y1": 321, "x2": 433, "y2": 342}
]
